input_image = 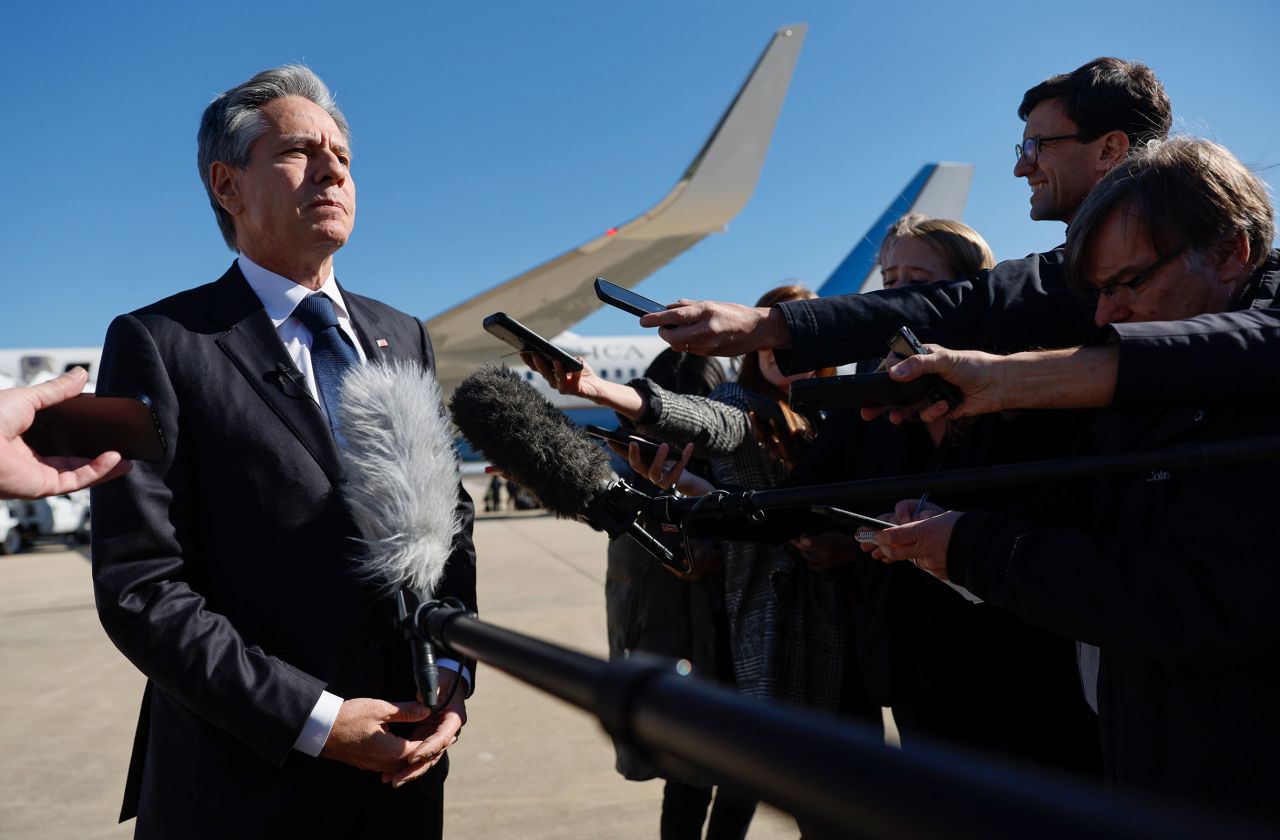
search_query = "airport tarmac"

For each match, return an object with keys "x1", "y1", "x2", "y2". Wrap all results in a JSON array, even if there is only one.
[{"x1": 0, "y1": 490, "x2": 796, "y2": 839}]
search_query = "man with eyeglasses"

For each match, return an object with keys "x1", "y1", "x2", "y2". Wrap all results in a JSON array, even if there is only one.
[
  {"x1": 866, "y1": 137, "x2": 1280, "y2": 821},
  {"x1": 642, "y1": 57, "x2": 1172, "y2": 374}
]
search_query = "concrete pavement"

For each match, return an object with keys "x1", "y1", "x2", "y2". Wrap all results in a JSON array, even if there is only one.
[{"x1": 0, "y1": 501, "x2": 796, "y2": 838}]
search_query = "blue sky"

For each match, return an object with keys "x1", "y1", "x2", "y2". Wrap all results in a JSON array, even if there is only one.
[{"x1": 3, "y1": 0, "x2": 1277, "y2": 347}]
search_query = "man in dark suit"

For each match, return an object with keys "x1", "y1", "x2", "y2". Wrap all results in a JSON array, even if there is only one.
[{"x1": 91, "y1": 65, "x2": 477, "y2": 837}]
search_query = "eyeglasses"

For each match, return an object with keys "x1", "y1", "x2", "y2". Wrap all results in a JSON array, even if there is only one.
[
  {"x1": 1087, "y1": 246, "x2": 1187, "y2": 304},
  {"x1": 1014, "y1": 133, "x2": 1088, "y2": 165}
]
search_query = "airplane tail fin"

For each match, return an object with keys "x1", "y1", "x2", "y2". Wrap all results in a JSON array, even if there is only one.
[
  {"x1": 618, "y1": 22, "x2": 807, "y2": 241},
  {"x1": 816, "y1": 162, "x2": 975, "y2": 297}
]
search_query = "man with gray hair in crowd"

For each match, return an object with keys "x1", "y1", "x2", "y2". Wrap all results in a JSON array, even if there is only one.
[
  {"x1": 867, "y1": 136, "x2": 1280, "y2": 821},
  {"x1": 90, "y1": 66, "x2": 477, "y2": 837}
]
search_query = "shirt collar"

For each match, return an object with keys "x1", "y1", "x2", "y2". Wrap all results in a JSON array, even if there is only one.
[{"x1": 237, "y1": 254, "x2": 351, "y2": 328}]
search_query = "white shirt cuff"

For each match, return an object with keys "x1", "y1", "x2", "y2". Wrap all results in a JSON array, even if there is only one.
[
  {"x1": 437, "y1": 658, "x2": 473, "y2": 691},
  {"x1": 293, "y1": 690, "x2": 344, "y2": 757}
]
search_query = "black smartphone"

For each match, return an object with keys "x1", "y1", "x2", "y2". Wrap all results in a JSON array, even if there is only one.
[
  {"x1": 885, "y1": 326, "x2": 963, "y2": 408},
  {"x1": 583, "y1": 424, "x2": 665, "y2": 460},
  {"x1": 483, "y1": 312, "x2": 584, "y2": 372},
  {"x1": 788, "y1": 372, "x2": 935, "y2": 411},
  {"x1": 743, "y1": 390, "x2": 787, "y2": 433},
  {"x1": 594, "y1": 277, "x2": 666, "y2": 317},
  {"x1": 22, "y1": 394, "x2": 166, "y2": 461}
]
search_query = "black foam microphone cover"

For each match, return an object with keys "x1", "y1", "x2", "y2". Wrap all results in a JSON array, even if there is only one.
[{"x1": 450, "y1": 366, "x2": 618, "y2": 521}]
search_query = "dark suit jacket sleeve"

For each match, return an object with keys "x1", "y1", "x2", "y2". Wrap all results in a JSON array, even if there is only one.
[
  {"x1": 1104, "y1": 308, "x2": 1280, "y2": 408},
  {"x1": 946, "y1": 465, "x2": 1280, "y2": 670},
  {"x1": 91, "y1": 313, "x2": 326, "y2": 767},
  {"x1": 772, "y1": 249, "x2": 1094, "y2": 373}
]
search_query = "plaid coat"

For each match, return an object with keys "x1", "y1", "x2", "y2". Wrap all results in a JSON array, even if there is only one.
[{"x1": 632, "y1": 380, "x2": 847, "y2": 714}]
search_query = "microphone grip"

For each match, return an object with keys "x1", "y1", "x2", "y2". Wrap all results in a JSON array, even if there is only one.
[
  {"x1": 397, "y1": 588, "x2": 441, "y2": 709},
  {"x1": 625, "y1": 519, "x2": 686, "y2": 574},
  {"x1": 411, "y1": 636, "x2": 440, "y2": 709}
]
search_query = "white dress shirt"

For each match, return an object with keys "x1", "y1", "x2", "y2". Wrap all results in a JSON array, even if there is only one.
[{"x1": 238, "y1": 255, "x2": 469, "y2": 758}]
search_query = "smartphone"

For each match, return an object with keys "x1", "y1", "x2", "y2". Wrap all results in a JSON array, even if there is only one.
[
  {"x1": 583, "y1": 425, "x2": 665, "y2": 461},
  {"x1": 22, "y1": 393, "x2": 166, "y2": 461},
  {"x1": 743, "y1": 390, "x2": 787, "y2": 433},
  {"x1": 885, "y1": 326, "x2": 963, "y2": 408},
  {"x1": 594, "y1": 277, "x2": 666, "y2": 317},
  {"x1": 788, "y1": 372, "x2": 935, "y2": 411},
  {"x1": 810, "y1": 505, "x2": 894, "y2": 543},
  {"x1": 483, "y1": 312, "x2": 584, "y2": 372}
]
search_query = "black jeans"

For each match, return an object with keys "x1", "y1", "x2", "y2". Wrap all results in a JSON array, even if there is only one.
[{"x1": 661, "y1": 781, "x2": 756, "y2": 840}]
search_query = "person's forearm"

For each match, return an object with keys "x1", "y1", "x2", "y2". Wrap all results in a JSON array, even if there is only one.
[
  {"x1": 761, "y1": 305, "x2": 791, "y2": 349},
  {"x1": 587, "y1": 379, "x2": 648, "y2": 420},
  {"x1": 1105, "y1": 308, "x2": 1280, "y2": 407},
  {"x1": 997, "y1": 345, "x2": 1118, "y2": 410}
]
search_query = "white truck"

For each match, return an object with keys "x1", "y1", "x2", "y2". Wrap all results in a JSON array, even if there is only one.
[{"x1": 0, "y1": 491, "x2": 92, "y2": 555}]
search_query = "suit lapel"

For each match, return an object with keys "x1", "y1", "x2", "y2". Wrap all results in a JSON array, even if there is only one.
[
  {"x1": 341, "y1": 283, "x2": 392, "y2": 366},
  {"x1": 210, "y1": 264, "x2": 345, "y2": 484}
]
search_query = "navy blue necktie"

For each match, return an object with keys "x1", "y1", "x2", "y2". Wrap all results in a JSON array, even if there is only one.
[{"x1": 292, "y1": 293, "x2": 360, "y2": 435}]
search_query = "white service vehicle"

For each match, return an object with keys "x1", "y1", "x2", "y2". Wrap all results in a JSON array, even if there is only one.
[{"x1": 0, "y1": 491, "x2": 92, "y2": 554}]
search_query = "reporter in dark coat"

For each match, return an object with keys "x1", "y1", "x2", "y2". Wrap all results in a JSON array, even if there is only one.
[
  {"x1": 90, "y1": 66, "x2": 476, "y2": 838},
  {"x1": 870, "y1": 138, "x2": 1280, "y2": 820}
]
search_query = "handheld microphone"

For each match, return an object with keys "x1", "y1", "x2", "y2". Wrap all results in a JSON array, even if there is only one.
[
  {"x1": 447, "y1": 367, "x2": 855, "y2": 549},
  {"x1": 449, "y1": 366, "x2": 683, "y2": 569},
  {"x1": 338, "y1": 361, "x2": 464, "y2": 708}
]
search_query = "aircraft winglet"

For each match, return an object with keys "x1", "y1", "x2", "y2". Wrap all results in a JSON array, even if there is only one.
[{"x1": 426, "y1": 24, "x2": 807, "y2": 391}]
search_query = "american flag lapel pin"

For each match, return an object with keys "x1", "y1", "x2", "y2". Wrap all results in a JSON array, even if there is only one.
[{"x1": 375, "y1": 338, "x2": 389, "y2": 348}]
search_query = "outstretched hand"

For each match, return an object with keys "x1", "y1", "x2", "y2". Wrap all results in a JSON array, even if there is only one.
[
  {"x1": 610, "y1": 439, "x2": 713, "y2": 497},
  {"x1": 0, "y1": 368, "x2": 132, "y2": 500},
  {"x1": 639, "y1": 300, "x2": 788, "y2": 356},
  {"x1": 860, "y1": 346, "x2": 1008, "y2": 425},
  {"x1": 519, "y1": 352, "x2": 604, "y2": 400}
]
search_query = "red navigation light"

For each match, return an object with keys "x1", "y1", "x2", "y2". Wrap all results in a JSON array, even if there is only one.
[{"x1": 605, "y1": 227, "x2": 618, "y2": 237}]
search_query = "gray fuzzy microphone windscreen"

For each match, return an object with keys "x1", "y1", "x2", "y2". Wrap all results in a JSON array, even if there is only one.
[
  {"x1": 338, "y1": 361, "x2": 463, "y2": 595},
  {"x1": 450, "y1": 366, "x2": 617, "y2": 521}
]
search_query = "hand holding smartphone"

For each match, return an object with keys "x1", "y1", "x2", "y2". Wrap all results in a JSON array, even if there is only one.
[
  {"x1": 885, "y1": 326, "x2": 962, "y2": 409},
  {"x1": 583, "y1": 424, "x2": 664, "y2": 460},
  {"x1": 23, "y1": 394, "x2": 165, "y2": 461},
  {"x1": 789, "y1": 326, "x2": 963, "y2": 411},
  {"x1": 594, "y1": 278, "x2": 666, "y2": 317},
  {"x1": 483, "y1": 312, "x2": 584, "y2": 372}
]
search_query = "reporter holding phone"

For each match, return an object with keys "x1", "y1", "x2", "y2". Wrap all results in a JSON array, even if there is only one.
[
  {"x1": 0, "y1": 368, "x2": 132, "y2": 499},
  {"x1": 525, "y1": 285, "x2": 862, "y2": 730},
  {"x1": 590, "y1": 349, "x2": 762, "y2": 840},
  {"x1": 867, "y1": 139, "x2": 1280, "y2": 821},
  {"x1": 799, "y1": 218, "x2": 1101, "y2": 777},
  {"x1": 641, "y1": 218, "x2": 1103, "y2": 779}
]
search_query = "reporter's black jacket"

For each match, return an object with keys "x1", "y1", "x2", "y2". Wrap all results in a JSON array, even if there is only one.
[
  {"x1": 785, "y1": 408, "x2": 1101, "y2": 777},
  {"x1": 773, "y1": 246, "x2": 1094, "y2": 373},
  {"x1": 946, "y1": 254, "x2": 1280, "y2": 819}
]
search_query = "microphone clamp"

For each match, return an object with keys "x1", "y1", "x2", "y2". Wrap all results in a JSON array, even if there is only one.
[{"x1": 585, "y1": 479, "x2": 687, "y2": 573}]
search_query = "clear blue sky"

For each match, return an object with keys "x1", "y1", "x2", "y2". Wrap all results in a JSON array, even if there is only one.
[{"x1": 3, "y1": 0, "x2": 1277, "y2": 347}]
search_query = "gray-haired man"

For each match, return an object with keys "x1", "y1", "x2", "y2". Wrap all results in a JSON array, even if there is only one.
[{"x1": 91, "y1": 66, "x2": 477, "y2": 837}]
